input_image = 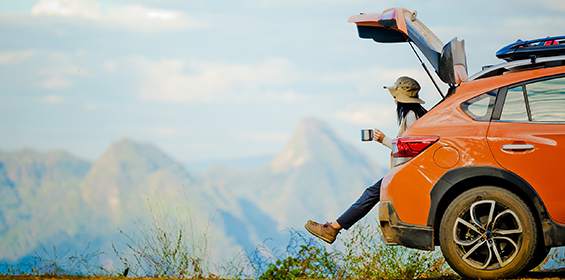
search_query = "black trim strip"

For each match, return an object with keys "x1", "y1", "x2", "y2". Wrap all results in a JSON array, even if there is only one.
[
  {"x1": 379, "y1": 202, "x2": 434, "y2": 250},
  {"x1": 492, "y1": 86, "x2": 507, "y2": 120}
]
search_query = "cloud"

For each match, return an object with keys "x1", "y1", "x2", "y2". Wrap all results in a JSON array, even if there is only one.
[
  {"x1": 239, "y1": 131, "x2": 289, "y2": 143},
  {"x1": 135, "y1": 57, "x2": 298, "y2": 103},
  {"x1": 148, "y1": 126, "x2": 181, "y2": 137},
  {"x1": 36, "y1": 52, "x2": 91, "y2": 89},
  {"x1": 103, "y1": 60, "x2": 118, "y2": 74},
  {"x1": 42, "y1": 95, "x2": 64, "y2": 104},
  {"x1": 31, "y1": 0, "x2": 100, "y2": 19},
  {"x1": 318, "y1": 65, "x2": 442, "y2": 100},
  {"x1": 105, "y1": 5, "x2": 194, "y2": 32},
  {"x1": 334, "y1": 104, "x2": 396, "y2": 126},
  {"x1": 0, "y1": 50, "x2": 92, "y2": 90},
  {"x1": 499, "y1": 16, "x2": 565, "y2": 40},
  {"x1": 41, "y1": 77, "x2": 73, "y2": 89},
  {"x1": 318, "y1": 66, "x2": 409, "y2": 87},
  {"x1": 84, "y1": 102, "x2": 115, "y2": 111},
  {"x1": 525, "y1": 0, "x2": 565, "y2": 11},
  {"x1": 264, "y1": 90, "x2": 308, "y2": 102},
  {"x1": 0, "y1": 51, "x2": 36, "y2": 65},
  {"x1": 30, "y1": 0, "x2": 206, "y2": 32}
]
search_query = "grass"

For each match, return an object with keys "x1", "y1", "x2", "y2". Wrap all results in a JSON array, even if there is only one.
[
  {"x1": 1, "y1": 195, "x2": 563, "y2": 279},
  {"x1": 112, "y1": 197, "x2": 216, "y2": 278},
  {"x1": 246, "y1": 221, "x2": 456, "y2": 280},
  {"x1": 0, "y1": 244, "x2": 109, "y2": 277}
]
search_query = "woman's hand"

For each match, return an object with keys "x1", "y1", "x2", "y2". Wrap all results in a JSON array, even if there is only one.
[{"x1": 373, "y1": 129, "x2": 386, "y2": 143}]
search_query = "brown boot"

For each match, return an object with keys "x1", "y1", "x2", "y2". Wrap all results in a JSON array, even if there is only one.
[{"x1": 304, "y1": 220, "x2": 339, "y2": 244}]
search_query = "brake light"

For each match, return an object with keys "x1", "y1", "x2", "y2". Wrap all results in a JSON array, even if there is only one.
[
  {"x1": 392, "y1": 136, "x2": 440, "y2": 166},
  {"x1": 377, "y1": 9, "x2": 398, "y2": 27}
]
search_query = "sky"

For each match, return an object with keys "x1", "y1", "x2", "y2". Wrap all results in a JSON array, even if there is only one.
[{"x1": 1, "y1": 0, "x2": 564, "y2": 169}]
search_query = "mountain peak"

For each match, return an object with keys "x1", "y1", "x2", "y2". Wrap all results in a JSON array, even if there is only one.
[
  {"x1": 79, "y1": 138, "x2": 190, "y2": 221},
  {"x1": 97, "y1": 138, "x2": 180, "y2": 170},
  {"x1": 295, "y1": 117, "x2": 329, "y2": 131},
  {"x1": 269, "y1": 117, "x2": 374, "y2": 173}
]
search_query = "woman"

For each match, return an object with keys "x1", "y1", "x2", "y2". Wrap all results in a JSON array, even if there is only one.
[{"x1": 305, "y1": 76, "x2": 427, "y2": 244}]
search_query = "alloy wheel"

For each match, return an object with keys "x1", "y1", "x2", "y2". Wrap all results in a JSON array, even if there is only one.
[{"x1": 452, "y1": 199, "x2": 523, "y2": 270}]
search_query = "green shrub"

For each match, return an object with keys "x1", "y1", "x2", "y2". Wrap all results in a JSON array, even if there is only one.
[
  {"x1": 250, "y1": 219, "x2": 456, "y2": 280},
  {"x1": 339, "y1": 221, "x2": 455, "y2": 279},
  {"x1": 257, "y1": 233, "x2": 342, "y2": 280},
  {"x1": 113, "y1": 196, "x2": 216, "y2": 278},
  {"x1": 0, "y1": 244, "x2": 107, "y2": 276}
]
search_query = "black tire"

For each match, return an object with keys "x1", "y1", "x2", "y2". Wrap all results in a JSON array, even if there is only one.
[{"x1": 439, "y1": 186, "x2": 538, "y2": 280}]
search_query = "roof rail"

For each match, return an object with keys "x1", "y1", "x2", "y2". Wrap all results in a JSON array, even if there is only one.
[{"x1": 467, "y1": 55, "x2": 565, "y2": 81}]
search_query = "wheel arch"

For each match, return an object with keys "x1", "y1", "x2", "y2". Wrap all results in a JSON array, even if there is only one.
[{"x1": 427, "y1": 166, "x2": 563, "y2": 247}]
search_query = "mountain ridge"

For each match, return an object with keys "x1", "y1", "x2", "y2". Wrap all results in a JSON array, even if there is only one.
[
  {"x1": 0, "y1": 118, "x2": 384, "y2": 265},
  {"x1": 0, "y1": 148, "x2": 92, "y2": 261},
  {"x1": 79, "y1": 137, "x2": 192, "y2": 224}
]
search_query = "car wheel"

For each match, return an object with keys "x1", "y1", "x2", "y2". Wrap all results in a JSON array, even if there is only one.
[{"x1": 439, "y1": 186, "x2": 538, "y2": 279}]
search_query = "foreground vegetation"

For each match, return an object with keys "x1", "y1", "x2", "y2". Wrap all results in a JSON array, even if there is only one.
[
  {"x1": 0, "y1": 223, "x2": 456, "y2": 278},
  {"x1": 2, "y1": 198, "x2": 563, "y2": 279}
]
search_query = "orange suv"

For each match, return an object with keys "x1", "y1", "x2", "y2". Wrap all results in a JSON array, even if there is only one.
[{"x1": 349, "y1": 8, "x2": 565, "y2": 279}]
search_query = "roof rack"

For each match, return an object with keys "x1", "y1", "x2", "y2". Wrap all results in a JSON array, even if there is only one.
[
  {"x1": 496, "y1": 36, "x2": 565, "y2": 62},
  {"x1": 467, "y1": 55, "x2": 565, "y2": 81}
]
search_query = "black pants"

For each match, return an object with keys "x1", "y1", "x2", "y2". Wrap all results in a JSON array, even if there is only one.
[{"x1": 336, "y1": 178, "x2": 382, "y2": 230}]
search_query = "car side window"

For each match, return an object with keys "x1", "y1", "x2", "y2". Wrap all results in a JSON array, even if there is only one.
[
  {"x1": 500, "y1": 86, "x2": 529, "y2": 122},
  {"x1": 461, "y1": 91, "x2": 496, "y2": 121},
  {"x1": 525, "y1": 77, "x2": 565, "y2": 122},
  {"x1": 499, "y1": 76, "x2": 565, "y2": 122}
]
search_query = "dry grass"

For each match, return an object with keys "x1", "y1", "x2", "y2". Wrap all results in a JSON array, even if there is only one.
[
  {"x1": 1, "y1": 271, "x2": 564, "y2": 280},
  {"x1": 1, "y1": 198, "x2": 563, "y2": 280}
]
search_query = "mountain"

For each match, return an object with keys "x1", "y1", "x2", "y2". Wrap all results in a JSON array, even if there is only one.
[
  {"x1": 0, "y1": 118, "x2": 383, "y2": 267},
  {"x1": 79, "y1": 138, "x2": 193, "y2": 225},
  {"x1": 76, "y1": 138, "x2": 242, "y2": 265},
  {"x1": 263, "y1": 117, "x2": 381, "y2": 224},
  {"x1": 0, "y1": 149, "x2": 91, "y2": 261},
  {"x1": 201, "y1": 118, "x2": 382, "y2": 250}
]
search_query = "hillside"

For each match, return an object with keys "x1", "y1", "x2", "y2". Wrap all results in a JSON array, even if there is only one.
[
  {"x1": 79, "y1": 138, "x2": 193, "y2": 224},
  {"x1": 195, "y1": 118, "x2": 382, "y2": 250},
  {"x1": 0, "y1": 118, "x2": 383, "y2": 266},
  {"x1": 226, "y1": 118, "x2": 381, "y2": 229},
  {"x1": 0, "y1": 149, "x2": 91, "y2": 261}
]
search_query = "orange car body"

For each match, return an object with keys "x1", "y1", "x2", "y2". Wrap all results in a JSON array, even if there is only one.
[
  {"x1": 378, "y1": 63, "x2": 565, "y2": 250},
  {"x1": 349, "y1": 7, "x2": 565, "y2": 278},
  {"x1": 348, "y1": 7, "x2": 565, "y2": 251}
]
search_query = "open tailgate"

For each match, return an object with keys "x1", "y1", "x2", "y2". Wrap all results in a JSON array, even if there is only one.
[{"x1": 348, "y1": 8, "x2": 467, "y2": 85}]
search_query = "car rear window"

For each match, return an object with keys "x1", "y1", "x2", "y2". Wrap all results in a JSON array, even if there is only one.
[
  {"x1": 500, "y1": 86, "x2": 529, "y2": 121},
  {"x1": 460, "y1": 91, "x2": 497, "y2": 121}
]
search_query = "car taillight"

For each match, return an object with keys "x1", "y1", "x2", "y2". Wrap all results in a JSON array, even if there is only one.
[{"x1": 392, "y1": 136, "x2": 440, "y2": 166}]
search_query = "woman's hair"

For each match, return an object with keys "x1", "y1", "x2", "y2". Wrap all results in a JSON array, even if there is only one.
[{"x1": 396, "y1": 102, "x2": 427, "y2": 124}]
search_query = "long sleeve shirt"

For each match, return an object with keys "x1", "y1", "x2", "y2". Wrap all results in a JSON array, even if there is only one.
[{"x1": 381, "y1": 111, "x2": 418, "y2": 150}]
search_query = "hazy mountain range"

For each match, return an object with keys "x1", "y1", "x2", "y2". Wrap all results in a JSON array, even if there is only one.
[{"x1": 0, "y1": 118, "x2": 383, "y2": 268}]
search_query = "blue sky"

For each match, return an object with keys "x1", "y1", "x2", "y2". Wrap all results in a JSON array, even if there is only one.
[{"x1": 1, "y1": 0, "x2": 563, "y2": 168}]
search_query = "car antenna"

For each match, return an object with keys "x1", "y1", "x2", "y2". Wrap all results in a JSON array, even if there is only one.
[{"x1": 409, "y1": 41, "x2": 445, "y2": 99}]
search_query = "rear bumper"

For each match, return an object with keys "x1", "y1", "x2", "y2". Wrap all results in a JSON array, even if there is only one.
[{"x1": 378, "y1": 201, "x2": 435, "y2": 250}]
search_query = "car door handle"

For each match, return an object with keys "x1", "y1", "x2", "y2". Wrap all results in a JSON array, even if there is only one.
[{"x1": 502, "y1": 144, "x2": 534, "y2": 151}]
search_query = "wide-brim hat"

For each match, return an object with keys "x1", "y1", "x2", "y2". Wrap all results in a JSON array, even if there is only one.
[{"x1": 384, "y1": 76, "x2": 425, "y2": 104}]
